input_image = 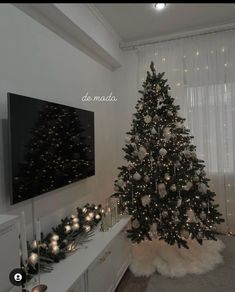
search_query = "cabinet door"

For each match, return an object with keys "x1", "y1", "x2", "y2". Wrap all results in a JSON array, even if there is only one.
[
  {"x1": 112, "y1": 231, "x2": 132, "y2": 285},
  {"x1": 88, "y1": 246, "x2": 114, "y2": 292},
  {"x1": 68, "y1": 274, "x2": 86, "y2": 292}
]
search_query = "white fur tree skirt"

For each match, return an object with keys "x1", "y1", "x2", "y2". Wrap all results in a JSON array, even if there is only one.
[{"x1": 130, "y1": 238, "x2": 225, "y2": 278}]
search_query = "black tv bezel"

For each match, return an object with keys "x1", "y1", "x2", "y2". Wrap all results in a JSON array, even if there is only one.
[{"x1": 7, "y1": 92, "x2": 95, "y2": 205}]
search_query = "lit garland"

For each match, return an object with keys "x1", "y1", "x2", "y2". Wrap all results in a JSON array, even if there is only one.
[
  {"x1": 113, "y1": 62, "x2": 224, "y2": 248},
  {"x1": 26, "y1": 204, "x2": 103, "y2": 277}
]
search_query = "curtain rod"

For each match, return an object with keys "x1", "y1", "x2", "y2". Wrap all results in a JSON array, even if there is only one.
[{"x1": 120, "y1": 24, "x2": 235, "y2": 50}]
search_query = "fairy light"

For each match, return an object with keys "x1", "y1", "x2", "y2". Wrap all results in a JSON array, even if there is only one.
[
  {"x1": 29, "y1": 252, "x2": 38, "y2": 264},
  {"x1": 65, "y1": 225, "x2": 71, "y2": 233}
]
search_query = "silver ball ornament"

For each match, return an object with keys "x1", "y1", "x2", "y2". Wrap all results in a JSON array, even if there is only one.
[{"x1": 133, "y1": 172, "x2": 141, "y2": 181}]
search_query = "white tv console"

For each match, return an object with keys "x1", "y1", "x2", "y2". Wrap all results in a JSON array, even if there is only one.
[
  {"x1": 0, "y1": 214, "x2": 21, "y2": 292},
  {"x1": 26, "y1": 216, "x2": 132, "y2": 292}
]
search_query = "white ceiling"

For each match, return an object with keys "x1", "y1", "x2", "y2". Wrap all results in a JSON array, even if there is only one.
[{"x1": 94, "y1": 4, "x2": 235, "y2": 43}]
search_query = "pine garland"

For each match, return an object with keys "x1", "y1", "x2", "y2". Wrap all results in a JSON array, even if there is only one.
[{"x1": 26, "y1": 203, "x2": 103, "y2": 277}]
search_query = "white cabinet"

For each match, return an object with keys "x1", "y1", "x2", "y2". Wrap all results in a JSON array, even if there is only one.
[
  {"x1": 112, "y1": 231, "x2": 131, "y2": 288},
  {"x1": 88, "y1": 230, "x2": 131, "y2": 292},
  {"x1": 26, "y1": 217, "x2": 131, "y2": 292},
  {"x1": 68, "y1": 274, "x2": 86, "y2": 292},
  {"x1": 0, "y1": 215, "x2": 20, "y2": 292},
  {"x1": 88, "y1": 245, "x2": 114, "y2": 292}
]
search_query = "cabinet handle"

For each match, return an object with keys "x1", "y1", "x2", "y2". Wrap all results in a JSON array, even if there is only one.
[{"x1": 99, "y1": 251, "x2": 111, "y2": 263}]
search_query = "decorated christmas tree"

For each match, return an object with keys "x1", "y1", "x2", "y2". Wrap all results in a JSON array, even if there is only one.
[{"x1": 114, "y1": 62, "x2": 224, "y2": 248}]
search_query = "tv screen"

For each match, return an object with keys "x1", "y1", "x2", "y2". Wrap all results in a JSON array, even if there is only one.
[{"x1": 8, "y1": 93, "x2": 95, "y2": 204}]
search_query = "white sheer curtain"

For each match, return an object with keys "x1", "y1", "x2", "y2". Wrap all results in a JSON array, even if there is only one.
[{"x1": 137, "y1": 30, "x2": 235, "y2": 233}]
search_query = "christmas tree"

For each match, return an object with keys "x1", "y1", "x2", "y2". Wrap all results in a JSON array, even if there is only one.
[
  {"x1": 13, "y1": 103, "x2": 94, "y2": 203},
  {"x1": 114, "y1": 62, "x2": 224, "y2": 248}
]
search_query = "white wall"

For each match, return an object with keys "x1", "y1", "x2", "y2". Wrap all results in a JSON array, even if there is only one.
[
  {"x1": 0, "y1": 4, "x2": 120, "y2": 240},
  {"x1": 112, "y1": 50, "x2": 139, "y2": 165}
]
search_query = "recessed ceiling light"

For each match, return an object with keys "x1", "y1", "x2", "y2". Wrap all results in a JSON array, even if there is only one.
[{"x1": 153, "y1": 3, "x2": 167, "y2": 11}]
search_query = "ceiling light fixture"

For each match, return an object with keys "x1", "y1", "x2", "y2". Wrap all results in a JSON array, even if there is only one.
[{"x1": 153, "y1": 3, "x2": 167, "y2": 10}]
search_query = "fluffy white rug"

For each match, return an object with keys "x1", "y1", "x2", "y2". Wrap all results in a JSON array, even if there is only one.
[{"x1": 130, "y1": 238, "x2": 225, "y2": 278}]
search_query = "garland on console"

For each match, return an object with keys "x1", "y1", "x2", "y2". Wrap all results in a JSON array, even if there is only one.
[{"x1": 26, "y1": 203, "x2": 103, "y2": 277}]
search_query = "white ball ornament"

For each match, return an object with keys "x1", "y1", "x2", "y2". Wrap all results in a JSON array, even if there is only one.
[
  {"x1": 151, "y1": 127, "x2": 157, "y2": 135},
  {"x1": 198, "y1": 183, "x2": 207, "y2": 194},
  {"x1": 163, "y1": 127, "x2": 171, "y2": 140},
  {"x1": 133, "y1": 172, "x2": 141, "y2": 181},
  {"x1": 144, "y1": 115, "x2": 152, "y2": 124},
  {"x1": 124, "y1": 136, "x2": 131, "y2": 144},
  {"x1": 158, "y1": 183, "x2": 167, "y2": 198},
  {"x1": 141, "y1": 195, "x2": 151, "y2": 207},
  {"x1": 193, "y1": 175, "x2": 199, "y2": 182},
  {"x1": 159, "y1": 148, "x2": 167, "y2": 157},
  {"x1": 117, "y1": 179, "x2": 124, "y2": 187},
  {"x1": 138, "y1": 146, "x2": 147, "y2": 161}
]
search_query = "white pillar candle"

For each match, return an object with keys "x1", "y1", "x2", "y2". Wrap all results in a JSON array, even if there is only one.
[
  {"x1": 36, "y1": 219, "x2": 41, "y2": 242},
  {"x1": 20, "y1": 211, "x2": 28, "y2": 264}
]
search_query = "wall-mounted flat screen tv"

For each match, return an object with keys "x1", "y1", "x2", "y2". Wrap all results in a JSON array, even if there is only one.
[{"x1": 8, "y1": 93, "x2": 95, "y2": 204}]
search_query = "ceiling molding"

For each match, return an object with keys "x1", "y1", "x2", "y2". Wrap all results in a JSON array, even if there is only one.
[
  {"x1": 86, "y1": 4, "x2": 122, "y2": 43},
  {"x1": 120, "y1": 22, "x2": 235, "y2": 50},
  {"x1": 14, "y1": 3, "x2": 121, "y2": 70}
]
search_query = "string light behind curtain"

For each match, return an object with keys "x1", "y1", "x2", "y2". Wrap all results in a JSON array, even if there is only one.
[{"x1": 137, "y1": 30, "x2": 235, "y2": 233}]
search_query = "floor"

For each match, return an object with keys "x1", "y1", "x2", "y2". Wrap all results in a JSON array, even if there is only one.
[{"x1": 116, "y1": 235, "x2": 235, "y2": 292}]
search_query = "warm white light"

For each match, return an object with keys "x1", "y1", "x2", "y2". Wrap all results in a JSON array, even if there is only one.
[
  {"x1": 88, "y1": 212, "x2": 94, "y2": 218},
  {"x1": 29, "y1": 253, "x2": 38, "y2": 264},
  {"x1": 72, "y1": 223, "x2": 80, "y2": 230},
  {"x1": 51, "y1": 234, "x2": 59, "y2": 241},
  {"x1": 65, "y1": 225, "x2": 71, "y2": 233},
  {"x1": 72, "y1": 217, "x2": 79, "y2": 223},
  {"x1": 85, "y1": 215, "x2": 92, "y2": 221},
  {"x1": 154, "y1": 3, "x2": 166, "y2": 10}
]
